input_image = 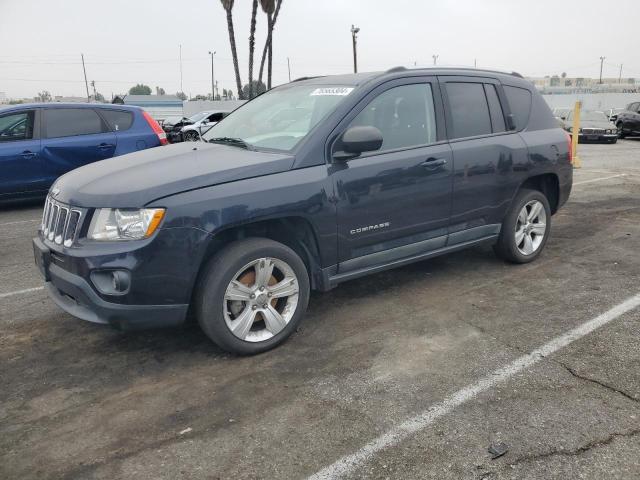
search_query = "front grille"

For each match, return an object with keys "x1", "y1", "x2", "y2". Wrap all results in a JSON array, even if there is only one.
[
  {"x1": 582, "y1": 128, "x2": 606, "y2": 135},
  {"x1": 41, "y1": 196, "x2": 83, "y2": 247}
]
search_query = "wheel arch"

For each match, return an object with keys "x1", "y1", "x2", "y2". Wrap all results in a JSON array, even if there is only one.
[{"x1": 518, "y1": 173, "x2": 560, "y2": 214}]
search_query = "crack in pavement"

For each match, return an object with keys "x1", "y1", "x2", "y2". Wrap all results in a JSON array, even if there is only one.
[
  {"x1": 507, "y1": 428, "x2": 640, "y2": 466},
  {"x1": 554, "y1": 361, "x2": 640, "y2": 404}
]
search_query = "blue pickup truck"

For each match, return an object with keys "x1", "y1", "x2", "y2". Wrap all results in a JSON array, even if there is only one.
[
  {"x1": 0, "y1": 103, "x2": 167, "y2": 202},
  {"x1": 33, "y1": 68, "x2": 572, "y2": 355}
]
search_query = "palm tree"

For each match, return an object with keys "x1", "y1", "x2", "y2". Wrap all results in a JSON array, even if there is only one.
[
  {"x1": 248, "y1": 0, "x2": 259, "y2": 99},
  {"x1": 220, "y1": 0, "x2": 244, "y2": 99},
  {"x1": 258, "y1": 0, "x2": 282, "y2": 90}
]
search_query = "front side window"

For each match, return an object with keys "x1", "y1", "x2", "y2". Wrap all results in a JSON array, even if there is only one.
[
  {"x1": 347, "y1": 83, "x2": 437, "y2": 151},
  {"x1": 0, "y1": 111, "x2": 34, "y2": 142},
  {"x1": 202, "y1": 84, "x2": 355, "y2": 151},
  {"x1": 446, "y1": 82, "x2": 492, "y2": 139},
  {"x1": 44, "y1": 108, "x2": 106, "y2": 138}
]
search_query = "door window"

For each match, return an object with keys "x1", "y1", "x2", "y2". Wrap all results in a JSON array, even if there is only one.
[
  {"x1": 484, "y1": 84, "x2": 506, "y2": 133},
  {"x1": 446, "y1": 82, "x2": 492, "y2": 139},
  {"x1": 348, "y1": 83, "x2": 437, "y2": 151},
  {"x1": 44, "y1": 108, "x2": 106, "y2": 138},
  {"x1": 0, "y1": 111, "x2": 35, "y2": 142}
]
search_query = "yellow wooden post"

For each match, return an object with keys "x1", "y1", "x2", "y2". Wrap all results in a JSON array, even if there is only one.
[{"x1": 571, "y1": 101, "x2": 582, "y2": 168}]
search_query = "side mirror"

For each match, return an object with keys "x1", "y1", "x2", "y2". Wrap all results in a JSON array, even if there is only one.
[
  {"x1": 506, "y1": 113, "x2": 517, "y2": 131},
  {"x1": 334, "y1": 126, "x2": 383, "y2": 160}
]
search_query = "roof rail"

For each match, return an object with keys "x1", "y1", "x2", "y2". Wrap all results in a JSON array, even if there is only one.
[
  {"x1": 510, "y1": 71, "x2": 524, "y2": 78},
  {"x1": 291, "y1": 75, "x2": 324, "y2": 83},
  {"x1": 386, "y1": 66, "x2": 407, "y2": 73}
]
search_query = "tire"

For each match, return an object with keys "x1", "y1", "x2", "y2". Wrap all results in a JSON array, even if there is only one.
[
  {"x1": 617, "y1": 122, "x2": 626, "y2": 139},
  {"x1": 184, "y1": 131, "x2": 200, "y2": 142},
  {"x1": 493, "y1": 188, "x2": 551, "y2": 264},
  {"x1": 195, "y1": 238, "x2": 310, "y2": 355},
  {"x1": 609, "y1": 137, "x2": 618, "y2": 144}
]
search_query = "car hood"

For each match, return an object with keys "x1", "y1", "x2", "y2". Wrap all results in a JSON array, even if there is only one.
[
  {"x1": 579, "y1": 120, "x2": 614, "y2": 129},
  {"x1": 53, "y1": 142, "x2": 295, "y2": 208}
]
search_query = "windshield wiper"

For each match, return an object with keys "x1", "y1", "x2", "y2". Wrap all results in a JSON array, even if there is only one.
[{"x1": 208, "y1": 137, "x2": 254, "y2": 150}]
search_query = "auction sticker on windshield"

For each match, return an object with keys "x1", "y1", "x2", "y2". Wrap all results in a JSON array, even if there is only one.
[{"x1": 310, "y1": 87, "x2": 354, "y2": 96}]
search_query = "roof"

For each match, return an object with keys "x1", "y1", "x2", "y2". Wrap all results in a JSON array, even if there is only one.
[
  {"x1": 289, "y1": 67, "x2": 529, "y2": 88},
  {"x1": 0, "y1": 102, "x2": 142, "y2": 112}
]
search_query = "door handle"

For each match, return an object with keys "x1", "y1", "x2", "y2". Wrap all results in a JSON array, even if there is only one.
[
  {"x1": 98, "y1": 143, "x2": 114, "y2": 149},
  {"x1": 21, "y1": 150, "x2": 37, "y2": 159},
  {"x1": 421, "y1": 157, "x2": 447, "y2": 168}
]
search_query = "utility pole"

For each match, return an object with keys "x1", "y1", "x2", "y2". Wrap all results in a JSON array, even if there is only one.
[
  {"x1": 90, "y1": 80, "x2": 97, "y2": 101},
  {"x1": 287, "y1": 57, "x2": 291, "y2": 82},
  {"x1": 599, "y1": 56, "x2": 605, "y2": 84},
  {"x1": 474, "y1": 58, "x2": 477, "y2": 68},
  {"x1": 215, "y1": 80, "x2": 219, "y2": 99},
  {"x1": 179, "y1": 44, "x2": 183, "y2": 94},
  {"x1": 81, "y1": 53, "x2": 90, "y2": 102},
  {"x1": 619, "y1": 64, "x2": 623, "y2": 84},
  {"x1": 351, "y1": 25, "x2": 360, "y2": 73},
  {"x1": 432, "y1": 54, "x2": 439, "y2": 66},
  {"x1": 208, "y1": 50, "x2": 216, "y2": 100}
]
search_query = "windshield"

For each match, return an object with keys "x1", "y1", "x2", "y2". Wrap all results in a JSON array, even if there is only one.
[
  {"x1": 566, "y1": 111, "x2": 609, "y2": 122},
  {"x1": 202, "y1": 85, "x2": 355, "y2": 151},
  {"x1": 188, "y1": 112, "x2": 209, "y2": 123}
]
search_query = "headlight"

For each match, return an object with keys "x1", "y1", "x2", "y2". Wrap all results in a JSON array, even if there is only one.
[{"x1": 88, "y1": 208, "x2": 165, "y2": 241}]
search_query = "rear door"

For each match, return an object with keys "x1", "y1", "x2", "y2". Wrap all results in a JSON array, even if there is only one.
[
  {"x1": 331, "y1": 77, "x2": 453, "y2": 271},
  {"x1": 41, "y1": 107, "x2": 117, "y2": 183},
  {"x1": 0, "y1": 109, "x2": 44, "y2": 196},
  {"x1": 440, "y1": 76, "x2": 528, "y2": 243}
]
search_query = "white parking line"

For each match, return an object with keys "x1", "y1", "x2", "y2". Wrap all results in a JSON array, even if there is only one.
[
  {"x1": 0, "y1": 286, "x2": 44, "y2": 299},
  {"x1": 308, "y1": 293, "x2": 640, "y2": 480},
  {"x1": 0, "y1": 219, "x2": 40, "y2": 227},
  {"x1": 573, "y1": 174, "x2": 627, "y2": 186}
]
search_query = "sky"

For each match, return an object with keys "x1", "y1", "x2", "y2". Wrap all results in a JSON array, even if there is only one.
[{"x1": 1, "y1": 0, "x2": 638, "y2": 99}]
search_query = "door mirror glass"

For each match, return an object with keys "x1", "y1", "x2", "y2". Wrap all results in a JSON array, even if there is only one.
[{"x1": 341, "y1": 126, "x2": 383, "y2": 155}]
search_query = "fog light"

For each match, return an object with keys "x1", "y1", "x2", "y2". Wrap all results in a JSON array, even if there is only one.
[{"x1": 91, "y1": 270, "x2": 131, "y2": 295}]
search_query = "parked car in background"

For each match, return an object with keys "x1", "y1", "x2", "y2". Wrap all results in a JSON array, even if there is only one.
[
  {"x1": 33, "y1": 67, "x2": 572, "y2": 355},
  {"x1": 562, "y1": 110, "x2": 617, "y2": 143},
  {"x1": 181, "y1": 110, "x2": 232, "y2": 141},
  {"x1": 615, "y1": 102, "x2": 640, "y2": 138},
  {"x1": 0, "y1": 103, "x2": 167, "y2": 202}
]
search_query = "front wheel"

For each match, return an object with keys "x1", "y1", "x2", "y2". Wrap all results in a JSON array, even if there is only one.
[
  {"x1": 617, "y1": 122, "x2": 626, "y2": 139},
  {"x1": 184, "y1": 131, "x2": 200, "y2": 142},
  {"x1": 195, "y1": 238, "x2": 310, "y2": 355},
  {"x1": 494, "y1": 189, "x2": 551, "y2": 264}
]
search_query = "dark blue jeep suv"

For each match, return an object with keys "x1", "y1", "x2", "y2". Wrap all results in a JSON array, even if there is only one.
[{"x1": 33, "y1": 68, "x2": 572, "y2": 354}]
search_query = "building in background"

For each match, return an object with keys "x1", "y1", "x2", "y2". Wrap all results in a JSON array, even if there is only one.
[
  {"x1": 0, "y1": 92, "x2": 7, "y2": 104},
  {"x1": 116, "y1": 94, "x2": 184, "y2": 121}
]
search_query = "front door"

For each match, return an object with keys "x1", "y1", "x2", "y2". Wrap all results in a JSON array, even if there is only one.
[
  {"x1": 330, "y1": 79, "x2": 453, "y2": 272},
  {"x1": 0, "y1": 109, "x2": 44, "y2": 197}
]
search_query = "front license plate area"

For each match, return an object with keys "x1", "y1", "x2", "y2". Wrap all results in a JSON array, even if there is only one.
[{"x1": 33, "y1": 241, "x2": 51, "y2": 281}]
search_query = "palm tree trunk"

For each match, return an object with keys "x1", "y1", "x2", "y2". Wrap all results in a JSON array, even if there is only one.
[
  {"x1": 226, "y1": 8, "x2": 244, "y2": 99},
  {"x1": 258, "y1": 0, "x2": 282, "y2": 88},
  {"x1": 248, "y1": 0, "x2": 258, "y2": 99}
]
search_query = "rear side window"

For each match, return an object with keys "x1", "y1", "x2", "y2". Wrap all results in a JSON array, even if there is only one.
[
  {"x1": 0, "y1": 111, "x2": 35, "y2": 142},
  {"x1": 503, "y1": 86, "x2": 532, "y2": 130},
  {"x1": 44, "y1": 108, "x2": 106, "y2": 138},
  {"x1": 100, "y1": 109, "x2": 134, "y2": 132},
  {"x1": 446, "y1": 82, "x2": 492, "y2": 139},
  {"x1": 207, "y1": 112, "x2": 227, "y2": 122},
  {"x1": 484, "y1": 84, "x2": 506, "y2": 133}
]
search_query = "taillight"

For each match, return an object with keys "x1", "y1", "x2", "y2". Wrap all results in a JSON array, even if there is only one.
[
  {"x1": 142, "y1": 111, "x2": 168, "y2": 146},
  {"x1": 565, "y1": 131, "x2": 572, "y2": 164}
]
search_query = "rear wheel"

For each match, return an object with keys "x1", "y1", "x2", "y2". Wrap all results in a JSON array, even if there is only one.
[
  {"x1": 195, "y1": 238, "x2": 310, "y2": 355},
  {"x1": 494, "y1": 189, "x2": 551, "y2": 264}
]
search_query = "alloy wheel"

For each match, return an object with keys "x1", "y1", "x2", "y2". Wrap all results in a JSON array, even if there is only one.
[
  {"x1": 223, "y1": 257, "x2": 300, "y2": 342},
  {"x1": 515, "y1": 200, "x2": 547, "y2": 256}
]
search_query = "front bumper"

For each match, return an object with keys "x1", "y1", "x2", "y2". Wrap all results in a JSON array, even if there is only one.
[{"x1": 33, "y1": 236, "x2": 189, "y2": 330}]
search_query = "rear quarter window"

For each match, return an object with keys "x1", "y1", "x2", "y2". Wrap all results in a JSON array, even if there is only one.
[
  {"x1": 503, "y1": 86, "x2": 532, "y2": 130},
  {"x1": 100, "y1": 109, "x2": 134, "y2": 132}
]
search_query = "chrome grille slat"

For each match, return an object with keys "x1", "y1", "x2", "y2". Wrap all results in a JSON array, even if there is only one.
[{"x1": 41, "y1": 195, "x2": 84, "y2": 248}]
